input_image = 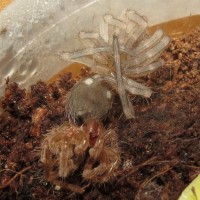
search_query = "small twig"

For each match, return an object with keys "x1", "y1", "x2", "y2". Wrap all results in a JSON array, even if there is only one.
[
  {"x1": 135, "y1": 163, "x2": 177, "y2": 200},
  {"x1": 118, "y1": 157, "x2": 157, "y2": 183},
  {"x1": 0, "y1": 169, "x2": 17, "y2": 173},
  {"x1": 0, "y1": 166, "x2": 32, "y2": 189},
  {"x1": 180, "y1": 163, "x2": 200, "y2": 170},
  {"x1": 118, "y1": 157, "x2": 178, "y2": 183}
]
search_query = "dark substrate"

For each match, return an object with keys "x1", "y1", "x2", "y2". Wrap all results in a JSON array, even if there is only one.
[{"x1": 0, "y1": 28, "x2": 200, "y2": 200}]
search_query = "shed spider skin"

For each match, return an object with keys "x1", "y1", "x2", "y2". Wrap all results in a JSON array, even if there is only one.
[{"x1": 41, "y1": 119, "x2": 120, "y2": 193}]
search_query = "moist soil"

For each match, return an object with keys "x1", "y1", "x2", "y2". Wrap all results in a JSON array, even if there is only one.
[{"x1": 0, "y1": 28, "x2": 200, "y2": 200}]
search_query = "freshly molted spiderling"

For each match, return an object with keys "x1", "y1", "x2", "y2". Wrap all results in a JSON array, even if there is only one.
[{"x1": 61, "y1": 10, "x2": 170, "y2": 119}]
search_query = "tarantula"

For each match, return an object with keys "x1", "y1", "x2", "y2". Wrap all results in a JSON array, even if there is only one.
[
  {"x1": 61, "y1": 10, "x2": 170, "y2": 119},
  {"x1": 41, "y1": 119, "x2": 120, "y2": 193}
]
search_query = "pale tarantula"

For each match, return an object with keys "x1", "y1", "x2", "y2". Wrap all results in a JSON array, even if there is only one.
[
  {"x1": 41, "y1": 119, "x2": 120, "y2": 193},
  {"x1": 61, "y1": 10, "x2": 170, "y2": 119}
]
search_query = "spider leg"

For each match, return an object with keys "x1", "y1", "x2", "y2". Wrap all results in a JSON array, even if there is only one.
[
  {"x1": 104, "y1": 14, "x2": 127, "y2": 31},
  {"x1": 79, "y1": 31, "x2": 109, "y2": 64},
  {"x1": 102, "y1": 75, "x2": 152, "y2": 98},
  {"x1": 125, "y1": 35, "x2": 170, "y2": 67},
  {"x1": 124, "y1": 59, "x2": 165, "y2": 77},
  {"x1": 99, "y1": 17, "x2": 109, "y2": 43},
  {"x1": 79, "y1": 32, "x2": 99, "y2": 49},
  {"x1": 63, "y1": 56, "x2": 111, "y2": 76},
  {"x1": 79, "y1": 31, "x2": 106, "y2": 50},
  {"x1": 83, "y1": 129, "x2": 120, "y2": 182},
  {"x1": 90, "y1": 65, "x2": 111, "y2": 75},
  {"x1": 60, "y1": 46, "x2": 112, "y2": 60},
  {"x1": 83, "y1": 149, "x2": 119, "y2": 182},
  {"x1": 79, "y1": 32, "x2": 100, "y2": 42},
  {"x1": 123, "y1": 76, "x2": 153, "y2": 98},
  {"x1": 113, "y1": 34, "x2": 135, "y2": 119},
  {"x1": 59, "y1": 142, "x2": 75, "y2": 177},
  {"x1": 93, "y1": 54, "x2": 109, "y2": 65},
  {"x1": 131, "y1": 29, "x2": 165, "y2": 55},
  {"x1": 72, "y1": 129, "x2": 89, "y2": 156},
  {"x1": 40, "y1": 141, "x2": 49, "y2": 163},
  {"x1": 81, "y1": 60, "x2": 111, "y2": 76},
  {"x1": 125, "y1": 24, "x2": 147, "y2": 49},
  {"x1": 125, "y1": 11, "x2": 148, "y2": 48},
  {"x1": 126, "y1": 10, "x2": 147, "y2": 27},
  {"x1": 82, "y1": 134, "x2": 104, "y2": 180},
  {"x1": 46, "y1": 130, "x2": 62, "y2": 154},
  {"x1": 46, "y1": 171, "x2": 86, "y2": 193},
  {"x1": 104, "y1": 14, "x2": 127, "y2": 45},
  {"x1": 67, "y1": 57, "x2": 94, "y2": 67}
]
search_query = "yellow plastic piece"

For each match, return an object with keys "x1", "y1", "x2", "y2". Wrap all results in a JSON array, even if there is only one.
[
  {"x1": 0, "y1": 0, "x2": 12, "y2": 11},
  {"x1": 178, "y1": 174, "x2": 200, "y2": 200}
]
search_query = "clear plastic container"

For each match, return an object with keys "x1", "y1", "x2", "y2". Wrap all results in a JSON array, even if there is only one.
[{"x1": 0, "y1": 0, "x2": 200, "y2": 96}]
